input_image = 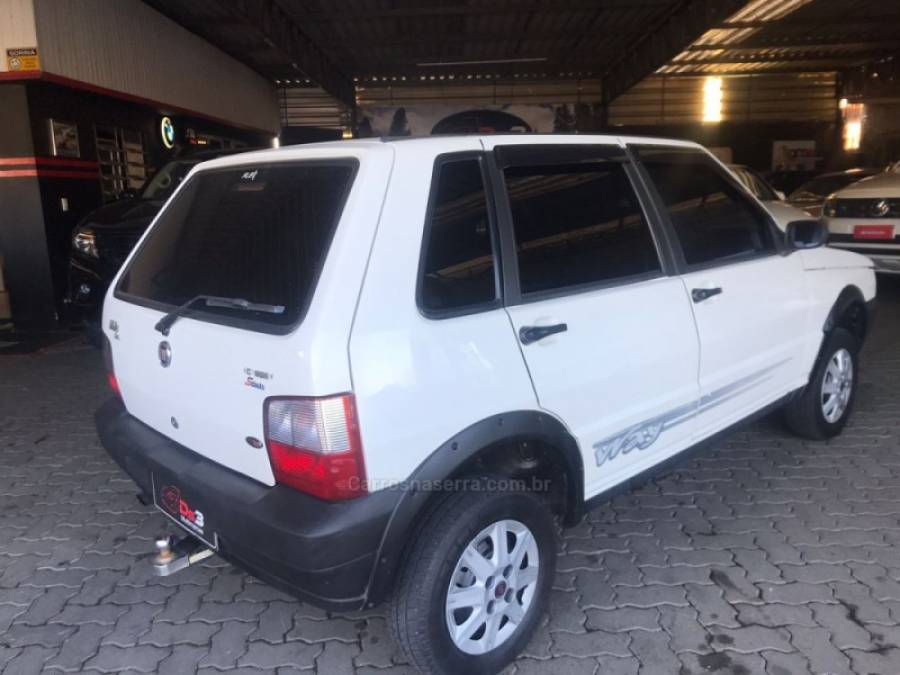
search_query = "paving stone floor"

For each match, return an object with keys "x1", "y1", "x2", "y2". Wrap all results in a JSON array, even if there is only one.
[{"x1": 1, "y1": 277, "x2": 899, "y2": 674}]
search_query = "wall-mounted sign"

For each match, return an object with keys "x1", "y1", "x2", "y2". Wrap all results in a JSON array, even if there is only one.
[
  {"x1": 160, "y1": 116, "x2": 176, "y2": 149},
  {"x1": 771, "y1": 140, "x2": 817, "y2": 171},
  {"x1": 49, "y1": 119, "x2": 80, "y2": 158},
  {"x1": 6, "y1": 47, "x2": 40, "y2": 71}
]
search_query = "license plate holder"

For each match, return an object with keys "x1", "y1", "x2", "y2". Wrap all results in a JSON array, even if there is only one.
[
  {"x1": 151, "y1": 470, "x2": 219, "y2": 550},
  {"x1": 853, "y1": 224, "x2": 895, "y2": 240}
]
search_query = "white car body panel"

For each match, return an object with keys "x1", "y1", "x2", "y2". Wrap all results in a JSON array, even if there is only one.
[
  {"x1": 505, "y1": 277, "x2": 700, "y2": 499},
  {"x1": 348, "y1": 137, "x2": 538, "y2": 486},
  {"x1": 102, "y1": 134, "x2": 877, "y2": 504},
  {"x1": 680, "y1": 254, "x2": 810, "y2": 439}
]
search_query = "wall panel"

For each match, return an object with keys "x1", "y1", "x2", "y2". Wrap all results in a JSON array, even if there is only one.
[{"x1": 32, "y1": 0, "x2": 278, "y2": 133}]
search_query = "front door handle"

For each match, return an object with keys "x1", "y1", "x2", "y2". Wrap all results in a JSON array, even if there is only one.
[
  {"x1": 692, "y1": 287, "x2": 723, "y2": 303},
  {"x1": 519, "y1": 323, "x2": 567, "y2": 345}
]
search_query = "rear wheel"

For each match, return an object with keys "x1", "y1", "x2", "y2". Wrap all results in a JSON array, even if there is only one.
[
  {"x1": 390, "y1": 482, "x2": 556, "y2": 675},
  {"x1": 784, "y1": 327, "x2": 860, "y2": 439}
]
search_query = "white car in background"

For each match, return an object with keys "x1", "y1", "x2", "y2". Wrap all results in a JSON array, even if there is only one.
[
  {"x1": 729, "y1": 164, "x2": 811, "y2": 229},
  {"x1": 823, "y1": 166, "x2": 900, "y2": 274},
  {"x1": 788, "y1": 168, "x2": 879, "y2": 217}
]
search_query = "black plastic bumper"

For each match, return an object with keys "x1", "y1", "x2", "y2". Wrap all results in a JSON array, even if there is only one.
[{"x1": 95, "y1": 398, "x2": 400, "y2": 610}]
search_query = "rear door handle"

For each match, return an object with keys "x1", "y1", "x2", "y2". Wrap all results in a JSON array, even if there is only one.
[
  {"x1": 519, "y1": 323, "x2": 567, "y2": 345},
  {"x1": 691, "y1": 287, "x2": 723, "y2": 303}
]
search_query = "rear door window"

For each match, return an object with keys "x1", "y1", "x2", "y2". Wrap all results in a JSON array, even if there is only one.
[
  {"x1": 117, "y1": 161, "x2": 356, "y2": 332},
  {"x1": 502, "y1": 158, "x2": 661, "y2": 296}
]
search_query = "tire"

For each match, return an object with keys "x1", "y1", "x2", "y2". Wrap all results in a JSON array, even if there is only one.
[
  {"x1": 390, "y1": 479, "x2": 556, "y2": 675},
  {"x1": 783, "y1": 327, "x2": 860, "y2": 440}
]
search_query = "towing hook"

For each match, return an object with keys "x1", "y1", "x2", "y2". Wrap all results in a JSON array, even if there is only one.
[
  {"x1": 153, "y1": 535, "x2": 176, "y2": 565},
  {"x1": 151, "y1": 533, "x2": 214, "y2": 576}
]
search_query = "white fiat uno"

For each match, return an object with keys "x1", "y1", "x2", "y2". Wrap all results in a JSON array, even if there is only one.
[{"x1": 97, "y1": 135, "x2": 876, "y2": 675}]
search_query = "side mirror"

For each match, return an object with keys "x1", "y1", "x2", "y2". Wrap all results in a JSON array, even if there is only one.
[{"x1": 786, "y1": 219, "x2": 828, "y2": 250}]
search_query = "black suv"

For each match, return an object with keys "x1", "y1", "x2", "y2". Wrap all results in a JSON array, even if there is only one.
[{"x1": 67, "y1": 148, "x2": 255, "y2": 328}]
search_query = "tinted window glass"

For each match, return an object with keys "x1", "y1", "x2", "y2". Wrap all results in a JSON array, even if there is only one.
[
  {"x1": 638, "y1": 149, "x2": 774, "y2": 266},
  {"x1": 503, "y1": 161, "x2": 660, "y2": 295},
  {"x1": 118, "y1": 162, "x2": 355, "y2": 329},
  {"x1": 420, "y1": 159, "x2": 497, "y2": 312}
]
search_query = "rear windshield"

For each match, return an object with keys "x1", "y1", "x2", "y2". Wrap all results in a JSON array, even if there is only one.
[{"x1": 117, "y1": 161, "x2": 356, "y2": 331}]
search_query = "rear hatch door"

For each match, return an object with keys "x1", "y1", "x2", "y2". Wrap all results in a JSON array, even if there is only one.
[{"x1": 104, "y1": 149, "x2": 386, "y2": 485}]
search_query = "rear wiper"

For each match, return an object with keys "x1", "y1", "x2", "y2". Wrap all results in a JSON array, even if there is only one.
[{"x1": 154, "y1": 295, "x2": 285, "y2": 336}]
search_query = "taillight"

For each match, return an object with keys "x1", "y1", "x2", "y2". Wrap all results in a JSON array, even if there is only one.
[
  {"x1": 264, "y1": 394, "x2": 367, "y2": 501},
  {"x1": 107, "y1": 372, "x2": 121, "y2": 398},
  {"x1": 102, "y1": 335, "x2": 121, "y2": 398}
]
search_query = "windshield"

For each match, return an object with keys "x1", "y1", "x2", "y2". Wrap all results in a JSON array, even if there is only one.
[
  {"x1": 789, "y1": 173, "x2": 871, "y2": 201},
  {"x1": 118, "y1": 161, "x2": 357, "y2": 331},
  {"x1": 141, "y1": 160, "x2": 201, "y2": 200}
]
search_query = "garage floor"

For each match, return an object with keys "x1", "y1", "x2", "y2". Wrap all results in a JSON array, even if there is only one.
[{"x1": 1, "y1": 279, "x2": 899, "y2": 675}]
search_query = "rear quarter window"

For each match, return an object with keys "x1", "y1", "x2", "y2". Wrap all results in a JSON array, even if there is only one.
[{"x1": 117, "y1": 161, "x2": 357, "y2": 332}]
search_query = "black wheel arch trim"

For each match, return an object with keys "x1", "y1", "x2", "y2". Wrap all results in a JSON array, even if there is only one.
[
  {"x1": 822, "y1": 285, "x2": 871, "y2": 340},
  {"x1": 806, "y1": 284, "x2": 872, "y2": 389},
  {"x1": 363, "y1": 410, "x2": 584, "y2": 607}
]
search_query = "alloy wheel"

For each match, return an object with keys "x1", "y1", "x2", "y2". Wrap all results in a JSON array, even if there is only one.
[
  {"x1": 821, "y1": 347, "x2": 854, "y2": 423},
  {"x1": 445, "y1": 519, "x2": 540, "y2": 655}
]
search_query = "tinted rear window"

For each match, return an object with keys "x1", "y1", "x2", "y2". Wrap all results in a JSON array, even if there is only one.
[{"x1": 117, "y1": 162, "x2": 356, "y2": 330}]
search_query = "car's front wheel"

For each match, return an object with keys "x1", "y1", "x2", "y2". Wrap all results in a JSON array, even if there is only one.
[
  {"x1": 390, "y1": 481, "x2": 556, "y2": 675},
  {"x1": 784, "y1": 327, "x2": 860, "y2": 439}
]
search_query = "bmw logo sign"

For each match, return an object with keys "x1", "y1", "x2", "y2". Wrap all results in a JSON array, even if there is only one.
[{"x1": 160, "y1": 116, "x2": 176, "y2": 149}]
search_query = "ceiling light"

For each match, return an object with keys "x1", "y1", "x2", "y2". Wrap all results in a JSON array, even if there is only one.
[{"x1": 415, "y1": 57, "x2": 547, "y2": 67}]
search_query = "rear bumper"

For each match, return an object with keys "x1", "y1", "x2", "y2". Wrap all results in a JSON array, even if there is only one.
[{"x1": 95, "y1": 398, "x2": 400, "y2": 610}]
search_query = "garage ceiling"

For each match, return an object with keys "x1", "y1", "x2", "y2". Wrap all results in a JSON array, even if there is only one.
[
  {"x1": 662, "y1": 0, "x2": 900, "y2": 76},
  {"x1": 143, "y1": 0, "x2": 900, "y2": 107}
]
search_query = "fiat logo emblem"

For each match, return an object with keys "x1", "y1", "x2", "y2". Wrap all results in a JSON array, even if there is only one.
[
  {"x1": 158, "y1": 341, "x2": 172, "y2": 368},
  {"x1": 872, "y1": 199, "x2": 890, "y2": 217}
]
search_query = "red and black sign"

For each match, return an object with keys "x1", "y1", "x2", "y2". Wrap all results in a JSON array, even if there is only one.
[{"x1": 152, "y1": 472, "x2": 217, "y2": 549}]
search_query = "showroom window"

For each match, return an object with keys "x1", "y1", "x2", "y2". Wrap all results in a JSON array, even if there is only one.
[
  {"x1": 419, "y1": 157, "x2": 498, "y2": 314},
  {"x1": 503, "y1": 160, "x2": 661, "y2": 296},
  {"x1": 635, "y1": 147, "x2": 775, "y2": 267}
]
